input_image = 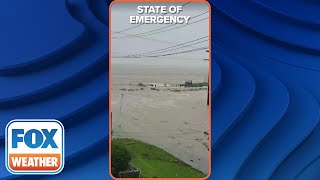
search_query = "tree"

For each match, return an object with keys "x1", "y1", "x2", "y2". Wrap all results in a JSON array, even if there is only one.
[{"x1": 111, "y1": 142, "x2": 132, "y2": 177}]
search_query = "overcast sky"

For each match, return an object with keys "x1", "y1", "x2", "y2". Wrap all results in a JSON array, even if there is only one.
[{"x1": 111, "y1": 2, "x2": 210, "y2": 65}]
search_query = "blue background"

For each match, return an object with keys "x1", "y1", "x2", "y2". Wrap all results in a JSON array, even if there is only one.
[
  {"x1": 212, "y1": 0, "x2": 320, "y2": 180},
  {"x1": 0, "y1": 0, "x2": 108, "y2": 179},
  {"x1": 1, "y1": 0, "x2": 320, "y2": 179}
]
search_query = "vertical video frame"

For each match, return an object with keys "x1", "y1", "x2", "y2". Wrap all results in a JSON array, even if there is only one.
[{"x1": 110, "y1": 1, "x2": 210, "y2": 178}]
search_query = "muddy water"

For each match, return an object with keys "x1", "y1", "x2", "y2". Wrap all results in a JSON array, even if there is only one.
[{"x1": 111, "y1": 59, "x2": 209, "y2": 174}]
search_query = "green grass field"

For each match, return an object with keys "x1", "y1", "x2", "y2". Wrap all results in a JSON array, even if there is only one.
[{"x1": 113, "y1": 138, "x2": 206, "y2": 178}]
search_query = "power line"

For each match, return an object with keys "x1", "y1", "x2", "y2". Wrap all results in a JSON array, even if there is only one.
[
  {"x1": 128, "y1": 36, "x2": 208, "y2": 57},
  {"x1": 140, "y1": 17, "x2": 208, "y2": 36},
  {"x1": 113, "y1": 11, "x2": 209, "y2": 39},
  {"x1": 112, "y1": 24, "x2": 143, "y2": 34},
  {"x1": 133, "y1": 11, "x2": 209, "y2": 36},
  {"x1": 144, "y1": 39, "x2": 208, "y2": 55},
  {"x1": 111, "y1": 2, "x2": 192, "y2": 35},
  {"x1": 113, "y1": 36, "x2": 209, "y2": 58},
  {"x1": 112, "y1": 31, "x2": 175, "y2": 45},
  {"x1": 182, "y1": 2, "x2": 191, "y2": 6},
  {"x1": 113, "y1": 46, "x2": 208, "y2": 58}
]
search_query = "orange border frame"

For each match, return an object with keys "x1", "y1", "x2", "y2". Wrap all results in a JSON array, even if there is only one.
[{"x1": 109, "y1": 1, "x2": 211, "y2": 179}]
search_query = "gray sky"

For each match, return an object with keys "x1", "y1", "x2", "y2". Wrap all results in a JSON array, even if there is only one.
[{"x1": 111, "y1": 2, "x2": 209, "y2": 64}]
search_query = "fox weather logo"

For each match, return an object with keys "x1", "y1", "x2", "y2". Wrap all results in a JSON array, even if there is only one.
[{"x1": 5, "y1": 119, "x2": 64, "y2": 174}]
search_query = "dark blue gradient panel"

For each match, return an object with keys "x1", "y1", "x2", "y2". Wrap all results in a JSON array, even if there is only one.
[
  {"x1": 0, "y1": 0, "x2": 109, "y2": 179},
  {"x1": 2, "y1": 0, "x2": 320, "y2": 179},
  {"x1": 212, "y1": 0, "x2": 320, "y2": 180}
]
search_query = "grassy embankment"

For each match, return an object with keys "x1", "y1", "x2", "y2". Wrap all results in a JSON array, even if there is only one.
[{"x1": 113, "y1": 138, "x2": 206, "y2": 178}]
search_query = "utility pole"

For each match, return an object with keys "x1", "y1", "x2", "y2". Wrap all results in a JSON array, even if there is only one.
[
  {"x1": 207, "y1": 74, "x2": 209, "y2": 106},
  {"x1": 206, "y1": 49, "x2": 209, "y2": 106},
  {"x1": 120, "y1": 93, "x2": 124, "y2": 112}
]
